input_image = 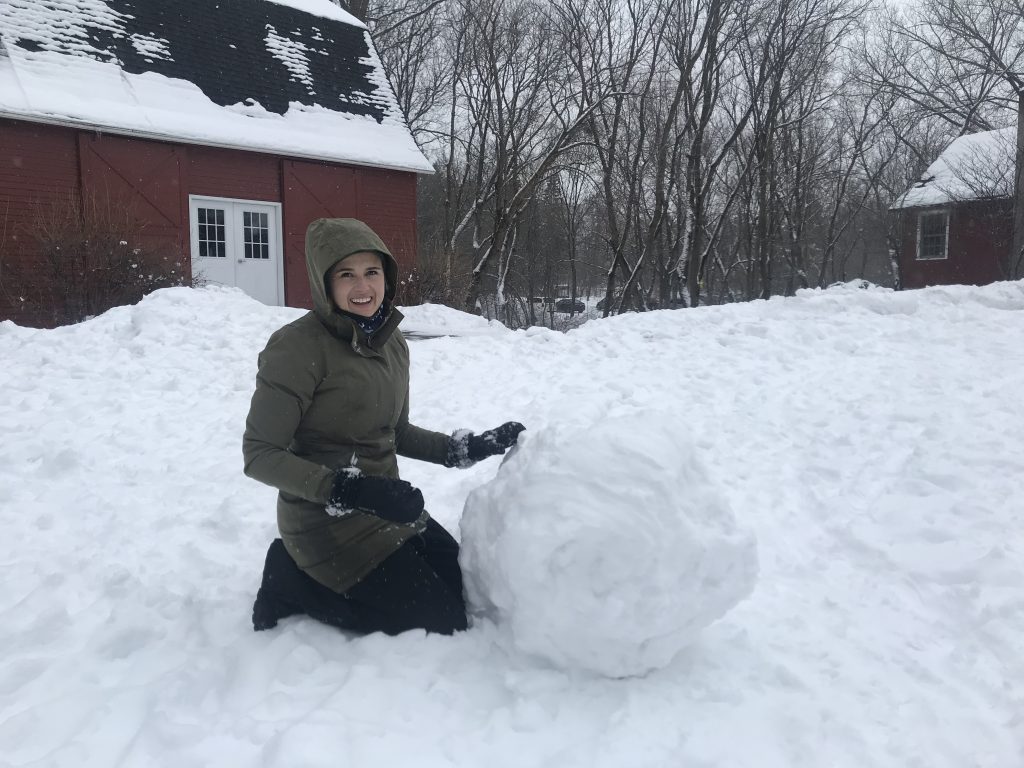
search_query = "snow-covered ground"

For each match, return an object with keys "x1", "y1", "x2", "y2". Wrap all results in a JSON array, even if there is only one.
[{"x1": 1, "y1": 282, "x2": 1022, "y2": 767}]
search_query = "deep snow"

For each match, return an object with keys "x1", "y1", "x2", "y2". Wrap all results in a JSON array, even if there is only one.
[{"x1": 1, "y1": 282, "x2": 1022, "y2": 767}]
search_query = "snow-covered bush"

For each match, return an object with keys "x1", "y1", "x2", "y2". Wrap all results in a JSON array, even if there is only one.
[{"x1": 3, "y1": 193, "x2": 192, "y2": 326}]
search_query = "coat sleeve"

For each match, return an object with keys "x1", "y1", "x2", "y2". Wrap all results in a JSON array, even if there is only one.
[{"x1": 242, "y1": 327, "x2": 335, "y2": 503}]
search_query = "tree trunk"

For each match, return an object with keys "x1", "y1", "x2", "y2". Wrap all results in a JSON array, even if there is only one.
[
  {"x1": 344, "y1": 0, "x2": 370, "y2": 22},
  {"x1": 1012, "y1": 90, "x2": 1024, "y2": 280}
]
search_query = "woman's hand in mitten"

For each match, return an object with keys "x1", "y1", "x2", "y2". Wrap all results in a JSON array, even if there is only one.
[
  {"x1": 327, "y1": 470, "x2": 424, "y2": 524},
  {"x1": 446, "y1": 422, "x2": 526, "y2": 468}
]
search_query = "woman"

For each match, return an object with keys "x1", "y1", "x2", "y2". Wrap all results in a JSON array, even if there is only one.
[{"x1": 243, "y1": 218, "x2": 523, "y2": 636}]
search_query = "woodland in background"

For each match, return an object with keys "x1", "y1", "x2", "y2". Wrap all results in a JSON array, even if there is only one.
[{"x1": 335, "y1": 0, "x2": 1024, "y2": 327}]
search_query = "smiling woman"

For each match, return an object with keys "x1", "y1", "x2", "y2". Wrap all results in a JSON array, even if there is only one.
[{"x1": 242, "y1": 217, "x2": 525, "y2": 637}]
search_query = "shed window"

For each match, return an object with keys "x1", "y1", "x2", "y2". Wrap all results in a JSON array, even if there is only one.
[{"x1": 917, "y1": 211, "x2": 949, "y2": 260}]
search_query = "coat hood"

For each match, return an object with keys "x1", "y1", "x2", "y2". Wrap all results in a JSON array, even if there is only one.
[{"x1": 305, "y1": 218, "x2": 400, "y2": 331}]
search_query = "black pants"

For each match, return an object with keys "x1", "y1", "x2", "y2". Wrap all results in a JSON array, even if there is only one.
[{"x1": 253, "y1": 518, "x2": 468, "y2": 636}]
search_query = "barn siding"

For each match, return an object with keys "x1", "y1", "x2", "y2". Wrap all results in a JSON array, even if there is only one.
[
  {"x1": 356, "y1": 168, "x2": 418, "y2": 296},
  {"x1": 2, "y1": 120, "x2": 421, "y2": 326},
  {"x1": 78, "y1": 133, "x2": 186, "y2": 261},
  {"x1": 188, "y1": 146, "x2": 281, "y2": 203},
  {"x1": 78, "y1": 134, "x2": 186, "y2": 227},
  {"x1": 0, "y1": 120, "x2": 82, "y2": 326},
  {"x1": 281, "y1": 161, "x2": 418, "y2": 309},
  {"x1": 898, "y1": 200, "x2": 1012, "y2": 289}
]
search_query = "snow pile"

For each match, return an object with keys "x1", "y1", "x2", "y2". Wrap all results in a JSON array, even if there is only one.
[
  {"x1": 459, "y1": 413, "x2": 759, "y2": 677},
  {"x1": 399, "y1": 302, "x2": 510, "y2": 337},
  {"x1": 2, "y1": 282, "x2": 1024, "y2": 767}
]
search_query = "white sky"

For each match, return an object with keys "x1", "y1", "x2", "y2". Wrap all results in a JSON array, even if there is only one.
[{"x1": 1, "y1": 280, "x2": 1022, "y2": 766}]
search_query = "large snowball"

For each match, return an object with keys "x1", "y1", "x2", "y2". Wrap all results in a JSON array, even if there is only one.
[{"x1": 459, "y1": 412, "x2": 759, "y2": 678}]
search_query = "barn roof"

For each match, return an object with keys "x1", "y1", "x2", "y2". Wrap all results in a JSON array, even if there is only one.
[
  {"x1": 891, "y1": 127, "x2": 1015, "y2": 210},
  {"x1": 0, "y1": 0, "x2": 432, "y2": 173}
]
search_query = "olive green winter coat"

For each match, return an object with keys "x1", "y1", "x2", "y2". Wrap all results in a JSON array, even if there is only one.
[{"x1": 243, "y1": 218, "x2": 449, "y2": 593}]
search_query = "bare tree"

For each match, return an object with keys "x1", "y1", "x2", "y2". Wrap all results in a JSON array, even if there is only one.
[
  {"x1": 367, "y1": 0, "x2": 454, "y2": 143},
  {"x1": 444, "y1": 0, "x2": 617, "y2": 317},
  {"x1": 329, "y1": 0, "x2": 371, "y2": 23},
  {"x1": 346, "y1": 0, "x2": 1024, "y2": 324},
  {"x1": 551, "y1": 0, "x2": 673, "y2": 316},
  {"x1": 873, "y1": 0, "x2": 1023, "y2": 132}
]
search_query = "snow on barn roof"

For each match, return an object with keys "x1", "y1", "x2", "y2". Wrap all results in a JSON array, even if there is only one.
[
  {"x1": 0, "y1": 0, "x2": 433, "y2": 173},
  {"x1": 891, "y1": 127, "x2": 1015, "y2": 210}
]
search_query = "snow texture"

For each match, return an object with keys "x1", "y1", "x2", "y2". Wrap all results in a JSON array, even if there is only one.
[
  {"x1": 400, "y1": 302, "x2": 510, "y2": 338},
  {"x1": 460, "y1": 414, "x2": 758, "y2": 677},
  {"x1": 893, "y1": 126, "x2": 1016, "y2": 209},
  {"x1": 264, "y1": 26, "x2": 315, "y2": 92},
  {"x1": 128, "y1": 34, "x2": 172, "y2": 63},
  {"x1": 1, "y1": 282, "x2": 1023, "y2": 766},
  {"x1": 446, "y1": 428, "x2": 475, "y2": 468}
]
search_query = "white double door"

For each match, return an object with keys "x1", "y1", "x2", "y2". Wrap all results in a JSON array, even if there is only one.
[{"x1": 189, "y1": 196, "x2": 283, "y2": 306}]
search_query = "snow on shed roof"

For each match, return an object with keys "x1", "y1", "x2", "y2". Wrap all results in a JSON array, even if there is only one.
[
  {"x1": 0, "y1": 0, "x2": 432, "y2": 173},
  {"x1": 891, "y1": 127, "x2": 1015, "y2": 210}
]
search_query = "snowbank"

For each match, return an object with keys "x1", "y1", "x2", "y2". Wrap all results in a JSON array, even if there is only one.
[
  {"x1": 398, "y1": 302, "x2": 510, "y2": 337},
  {"x1": 2, "y1": 282, "x2": 1023, "y2": 767}
]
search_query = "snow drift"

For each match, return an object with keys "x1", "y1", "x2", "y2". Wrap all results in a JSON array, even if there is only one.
[{"x1": 2, "y1": 282, "x2": 1023, "y2": 767}]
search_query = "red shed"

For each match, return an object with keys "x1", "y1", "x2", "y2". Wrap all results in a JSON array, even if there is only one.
[
  {"x1": 891, "y1": 128, "x2": 1014, "y2": 290},
  {"x1": 0, "y1": 0, "x2": 432, "y2": 327}
]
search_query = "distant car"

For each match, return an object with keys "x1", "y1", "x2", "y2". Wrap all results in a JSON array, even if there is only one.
[{"x1": 554, "y1": 298, "x2": 585, "y2": 313}]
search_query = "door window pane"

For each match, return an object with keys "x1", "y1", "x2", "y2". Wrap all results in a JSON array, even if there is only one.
[
  {"x1": 243, "y1": 210, "x2": 270, "y2": 260},
  {"x1": 197, "y1": 207, "x2": 227, "y2": 258}
]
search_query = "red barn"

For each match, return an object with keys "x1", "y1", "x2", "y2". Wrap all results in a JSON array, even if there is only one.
[
  {"x1": 891, "y1": 128, "x2": 1015, "y2": 289},
  {"x1": 0, "y1": 0, "x2": 431, "y2": 327}
]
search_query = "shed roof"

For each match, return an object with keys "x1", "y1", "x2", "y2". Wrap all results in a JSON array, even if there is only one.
[
  {"x1": 0, "y1": 0, "x2": 432, "y2": 173},
  {"x1": 891, "y1": 127, "x2": 1015, "y2": 210}
]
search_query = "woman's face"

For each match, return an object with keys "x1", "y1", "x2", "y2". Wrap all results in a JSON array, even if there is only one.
[{"x1": 329, "y1": 251, "x2": 386, "y2": 317}]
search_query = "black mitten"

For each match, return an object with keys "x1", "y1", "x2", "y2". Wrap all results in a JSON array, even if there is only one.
[
  {"x1": 446, "y1": 421, "x2": 526, "y2": 468},
  {"x1": 327, "y1": 470, "x2": 424, "y2": 524}
]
